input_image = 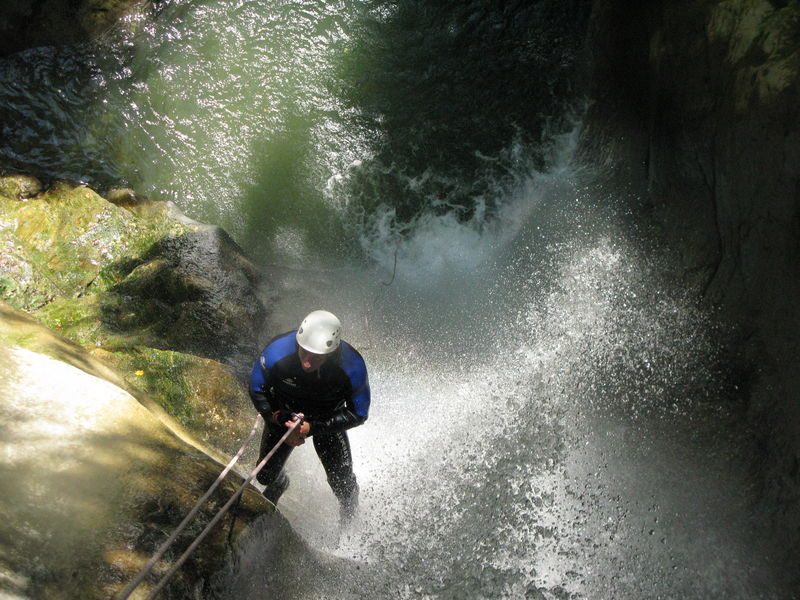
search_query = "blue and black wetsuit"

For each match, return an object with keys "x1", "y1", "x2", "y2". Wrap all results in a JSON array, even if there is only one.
[{"x1": 249, "y1": 330, "x2": 370, "y2": 513}]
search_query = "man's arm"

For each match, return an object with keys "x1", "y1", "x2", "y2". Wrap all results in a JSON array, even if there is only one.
[
  {"x1": 249, "y1": 331, "x2": 299, "y2": 423},
  {"x1": 249, "y1": 354, "x2": 275, "y2": 419},
  {"x1": 310, "y1": 345, "x2": 370, "y2": 435},
  {"x1": 309, "y1": 408, "x2": 365, "y2": 434}
]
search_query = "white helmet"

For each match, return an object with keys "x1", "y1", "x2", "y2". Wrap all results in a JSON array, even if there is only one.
[{"x1": 296, "y1": 310, "x2": 342, "y2": 354}]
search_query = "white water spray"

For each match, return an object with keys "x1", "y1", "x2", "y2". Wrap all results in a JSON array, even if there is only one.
[{"x1": 218, "y1": 144, "x2": 782, "y2": 599}]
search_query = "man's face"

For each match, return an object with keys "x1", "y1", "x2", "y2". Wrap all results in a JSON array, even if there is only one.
[{"x1": 298, "y1": 346, "x2": 328, "y2": 372}]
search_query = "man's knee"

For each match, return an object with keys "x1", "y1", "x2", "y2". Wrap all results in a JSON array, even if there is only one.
[{"x1": 258, "y1": 469, "x2": 290, "y2": 504}]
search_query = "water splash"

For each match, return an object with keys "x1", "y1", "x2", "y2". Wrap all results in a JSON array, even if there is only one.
[
  {"x1": 0, "y1": 1, "x2": 788, "y2": 596},
  {"x1": 219, "y1": 157, "x2": 786, "y2": 598}
]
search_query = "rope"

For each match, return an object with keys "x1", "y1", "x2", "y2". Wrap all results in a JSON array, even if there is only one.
[
  {"x1": 144, "y1": 418, "x2": 303, "y2": 600},
  {"x1": 116, "y1": 414, "x2": 263, "y2": 600},
  {"x1": 363, "y1": 243, "x2": 399, "y2": 349},
  {"x1": 381, "y1": 244, "x2": 399, "y2": 287}
]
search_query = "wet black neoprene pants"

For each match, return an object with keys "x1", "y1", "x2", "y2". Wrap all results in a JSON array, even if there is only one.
[{"x1": 256, "y1": 422, "x2": 358, "y2": 510}]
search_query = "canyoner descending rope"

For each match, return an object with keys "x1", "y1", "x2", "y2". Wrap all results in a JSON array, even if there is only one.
[{"x1": 117, "y1": 415, "x2": 303, "y2": 600}]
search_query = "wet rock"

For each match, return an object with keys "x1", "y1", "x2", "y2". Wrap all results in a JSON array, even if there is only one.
[
  {"x1": 0, "y1": 179, "x2": 268, "y2": 450},
  {"x1": 0, "y1": 302, "x2": 273, "y2": 599},
  {"x1": 105, "y1": 187, "x2": 148, "y2": 208},
  {"x1": 580, "y1": 0, "x2": 800, "y2": 573},
  {"x1": 0, "y1": 0, "x2": 150, "y2": 57},
  {"x1": 0, "y1": 174, "x2": 43, "y2": 199},
  {"x1": 0, "y1": 181, "x2": 135, "y2": 309},
  {"x1": 92, "y1": 346, "x2": 255, "y2": 454}
]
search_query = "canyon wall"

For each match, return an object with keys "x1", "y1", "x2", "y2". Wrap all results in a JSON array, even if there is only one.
[{"x1": 580, "y1": 0, "x2": 799, "y2": 541}]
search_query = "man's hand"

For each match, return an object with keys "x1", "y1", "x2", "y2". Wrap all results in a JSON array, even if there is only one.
[
  {"x1": 284, "y1": 413, "x2": 311, "y2": 447},
  {"x1": 271, "y1": 410, "x2": 295, "y2": 425}
]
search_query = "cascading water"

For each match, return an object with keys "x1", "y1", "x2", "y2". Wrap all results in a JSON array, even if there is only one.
[
  {"x1": 0, "y1": 1, "x2": 792, "y2": 598},
  {"x1": 212, "y1": 139, "x2": 787, "y2": 599}
]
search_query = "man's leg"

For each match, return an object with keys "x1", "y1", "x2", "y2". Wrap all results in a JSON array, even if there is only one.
[
  {"x1": 256, "y1": 423, "x2": 294, "y2": 504},
  {"x1": 313, "y1": 430, "x2": 359, "y2": 521}
]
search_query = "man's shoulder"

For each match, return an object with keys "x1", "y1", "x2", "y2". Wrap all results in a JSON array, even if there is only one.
[
  {"x1": 261, "y1": 331, "x2": 297, "y2": 370},
  {"x1": 339, "y1": 341, "x2": 368, "y2": 384},
  {"x1": 340, "y1": 341, "x2": 365, "y2": 363}
]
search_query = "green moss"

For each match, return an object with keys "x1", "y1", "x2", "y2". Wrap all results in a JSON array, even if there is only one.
[
  {"x1": 710, "y1": 0, "x2": 800, "y2": 63},
  {"x1": 0, "y1": 174, "x2": 42, "y2": 199},
  {"x1": 0, "y1": 275, "x2": 17, "y2": 296},
  {"x1": 36, "y1": 295, "x2": 106, "y2": 346},
  {"x1": 3, "y1": 181, "x2": 262, "y2": 448},
  {"x1": 95, "y1": 345, "x2": 255, "y2": 452},
  {"x1": 761, "y1": 2, "x2": 800, "y2": 59},
  {"x1": 0, "y1": 329, "x2": 39, "y2": 349},
  {"x1": 108, "y1": 348, "x2": 195, "y2": 425},
  {"x1": 35, "y1": 291, "x2": 176, "y2": 351},
  {"x1": 0, "y1": 183, "x2": 193, "y2": 315},
  {"x1": 95, "y1": 260, "x2": 134, "y2": 289},
  {"x1": 0, "y1": 185, "x2": 134, "y2": 300}
]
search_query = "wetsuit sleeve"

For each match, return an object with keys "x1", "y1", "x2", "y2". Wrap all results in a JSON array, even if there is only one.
[
  {"x1": 311, "y1": 349, "x2": 370, "y2": 435},
  {"x1": 310, "y1": 408, "x2": 365, "y2": 434},
  {"x1": 249, "y1": 353, "x2": 274, "y2": 418}
]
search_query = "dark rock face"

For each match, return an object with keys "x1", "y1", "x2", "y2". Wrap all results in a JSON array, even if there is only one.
[
  {"x1": 580, "y1": 0, "x2": 799, "y2": 557},
  {"x1": 0, "y1": 0, "x2": 147, "y2": 57},
  {"x1": 110, "y1": 223, "x2": 267, "y2": 368}
]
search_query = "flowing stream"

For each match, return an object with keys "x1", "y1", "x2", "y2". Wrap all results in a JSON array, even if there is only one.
[{"x1": 0, "y1": 1, "x2": 792, "y2": 598}]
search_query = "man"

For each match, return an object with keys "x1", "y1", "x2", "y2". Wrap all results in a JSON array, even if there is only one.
[{"x1": 249, "y1": 310, "x2": 370, "y2": 523}]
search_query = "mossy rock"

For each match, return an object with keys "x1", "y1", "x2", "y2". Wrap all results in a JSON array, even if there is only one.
[
  {"x1": 0, "y1": 180, "x2": 265, "y2": 361},
  {"x1": 0, "y1": 182, "x2": 175, "y2": 310},
  {"x1": 0, "y1": 174, "x2": 43, "y2": 199},
  {"x1": 0, "y1": 180, "x2": 268, "y2": 447},
  {"x1": 0, "y1": 302, "x2": 273, "y2": 599},
  {"x1": 94, "y1": 346, "x2": 255, "y2": 455},
  {"x1": 35, "y1": 288, "x2": 260, "y2": 453}
]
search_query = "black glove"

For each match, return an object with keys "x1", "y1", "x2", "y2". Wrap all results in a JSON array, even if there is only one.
[{"x1": 310, "y1": 409, "x2": 364, "y2": 434}]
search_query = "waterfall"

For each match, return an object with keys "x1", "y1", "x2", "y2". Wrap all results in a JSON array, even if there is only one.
[{"x1": 0, "y1": 1, "x2": 791, "y2": 597}]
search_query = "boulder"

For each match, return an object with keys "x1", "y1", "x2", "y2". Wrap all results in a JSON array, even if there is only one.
[
  {"x1": 0, "y1": 302, "x2": 272, "y2": 599},
  {"x1": 0, "y1": 174, "x2": 42, "y2": 200},
  {"x1": 0, "y1": 0, "x2": 149, "y2": 57},
  {"x1": 0, "y1": 179, "x2": 268, "y2": 454}
]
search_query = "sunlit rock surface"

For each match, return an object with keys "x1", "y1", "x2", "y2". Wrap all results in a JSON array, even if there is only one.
[
  {"x1": 0, "y1": 303, "x2": 271, "y2": 599},
  {"x1": 580, "y1": 0, "x2": 800, "y2": 556},
  {"x1": 0, "y1": 177, "x2": 267, "y2": 453}
]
